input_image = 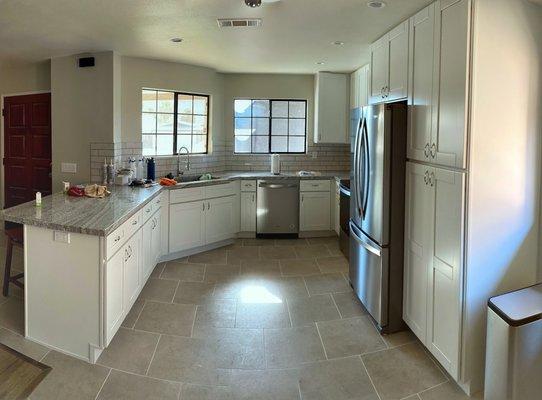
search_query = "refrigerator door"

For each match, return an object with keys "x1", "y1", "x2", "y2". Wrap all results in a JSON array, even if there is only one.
[
  {"x1": 360, "y1": 104, "x2": 390, "y2": 246},
  {"x1": 350, "y1": 108, "x2": 363, "y2": 226},
  {"x1": 349, "y1": 220, "x2": 389, "y2": 327}
]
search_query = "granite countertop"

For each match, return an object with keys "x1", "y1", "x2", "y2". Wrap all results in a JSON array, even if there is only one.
[{"x1": 2, "y1": 171, "x2": 348, "y2": 236}]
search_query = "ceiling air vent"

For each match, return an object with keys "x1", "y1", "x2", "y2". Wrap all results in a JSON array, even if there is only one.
[{"x1": 217, "y1": 18, "x2": 262, "y2": 28}]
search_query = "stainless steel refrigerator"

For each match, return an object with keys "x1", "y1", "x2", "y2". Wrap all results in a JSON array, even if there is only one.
[{"x1": 349, "y1": 103, "x2": 407, "y2": 334}]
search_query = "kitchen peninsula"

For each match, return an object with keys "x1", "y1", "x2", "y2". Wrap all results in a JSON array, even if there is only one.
[{"x1": 2, "y1": 172, "x2": 344, "y2": 362}]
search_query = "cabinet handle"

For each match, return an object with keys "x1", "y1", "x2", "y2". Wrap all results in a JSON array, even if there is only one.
[
  {"x1": 132, "y1": 220, "x2": 137, "y2": 226},
  {"x1": 430, "y1": 172, "x2": 435, "y2": 187},
  {"x1": 430, "y1": 143, "x2": 436, "y2": 159},
  {"x1": 424, "y1": 171, "x2": 429, "y2": 185},
  {"x1": 146, "y1": 208, "x2": 150, "y2": 213},
  {"x1": 207, "y1": 202, "x2": 210, "y2": 210},
  {"x1": 156, "y1": 200, "x2": 161, "y2": 204},
  {"x1": 301, "y1": 195, "x2": 304, "y2": 203},
  {"x1": 424, "y1": 143, "x2": 430, "y2": 158},
  {"x1": 114, "y1": 235, "x2": 121, "y2": 243},
  {"x1": 252, "y1": 194, "x2": 255, "y2": 202},
  {"x1": 202, "y1": 203, "x2": 205, "y2": 211}
]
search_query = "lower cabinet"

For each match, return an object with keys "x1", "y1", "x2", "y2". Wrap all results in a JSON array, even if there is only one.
[
  {"x1": 403, "y1": 161, "x2": 464, "y2": 379},
  {"x1": 300, "y1": 191, "x2": 331, "y2": 231},
  {"x1": 142, "y1": 209, "x2": 162, "y2": 281},
  {"x1": 105, "y1": 229, "x2": 142, "y2": 345},
  {"x1": 169, "y1": 201, "x2": 206, "y2": 253},
  {"x1": 169, "y1": 195, "x2": 237, "y2": 253},
  {"x1": 240, "y1": 192, "x2": 256, "y2": 232}
]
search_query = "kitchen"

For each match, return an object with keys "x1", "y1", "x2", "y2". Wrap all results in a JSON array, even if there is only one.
[{"x1": 0, "y1": 0, "x2": 541, "y2": 399}]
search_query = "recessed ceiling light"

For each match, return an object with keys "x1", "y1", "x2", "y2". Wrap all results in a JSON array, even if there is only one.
[
  {"x1": 170, "y1": 37, "x2": 183, "y2": 43},
  {"x1": 332, "y1": 41, "x2": 345, "y2": 46},
  {"x1": 367, "y1": 0, "x2": 386, "y2": 8},
  {"x1": 245, "y1": 0, "x2": 262, "y2": 7},
  {"x1": 316, "y1": 62, "x2": 325, "y2": 65}
]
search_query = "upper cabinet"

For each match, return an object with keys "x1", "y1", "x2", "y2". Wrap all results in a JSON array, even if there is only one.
[
  {"x1": 369, "y1": 20, "x2": 409, "y2": 104},
  {"x1": 407, "y1": 0, "x2": 470, "y2": 169},
  {"x1": 350, "y1": 64, "x2": 370, "y2": 109},
  {"x1": 407, "y1": 4, "x2": 435, "y2": 162},
  {"x1": 314, "y1": 72, "x2": 349, "y2": 144}
]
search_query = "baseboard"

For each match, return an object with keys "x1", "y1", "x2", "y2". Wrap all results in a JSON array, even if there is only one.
[{"x1": 159, "y1": 238, "x2": 235, "y2": 262}]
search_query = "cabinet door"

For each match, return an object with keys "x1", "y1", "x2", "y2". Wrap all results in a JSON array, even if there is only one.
[
  {"x1": 300, "y1": 192, "x2": 331, "y2": 231},
  {"x1": 350, "y1": 69, "x2": 359, "y2": 109},
  {"x1": 388, "y1": 20, "x2": 409, "y2": 101},
  {"x1": 123, "y1": 230, "x2": 141, "y2": 311},
  {"x1": 205, "y1": 196, "x2": 236, "y2": 244},
  {"x1": 431, "y1": 0, "x2": 470, "y2": 168},
  {"x1": 358, "y1": 64, "x2": 370, "y2": 107},
  {"x1": 240, "y1": 192, "x2": 256, "y2": 232},
  {"x1": 315, "y1": 73, "x2": 348, "y2": 144},
  {"x1": 105, "y1": 249, "x2": 124, "y2": 345},
  {"x1": 403, "y1": 162, "x2": 434, "y2": 343},
  {"x1": 427, "y1": 167, "x2": 464, "y2": 379},
  {"x1": 169, "y1": 201, "x2": 205, "y2": 253},
  {"x1": 141, "y1": 218, "x2": 153, "y2": 281},
  {"x1": 369, "y1": 35, "x2": 389, "y2": 104},
  {"x1": 151, "y1": 213, "x2": 162, "y2": 266},
  {"x1": 407, "y1": 4, "x2": 435, "y2": 163}
]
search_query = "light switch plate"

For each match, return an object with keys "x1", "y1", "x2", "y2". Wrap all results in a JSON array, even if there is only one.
[
  {"x1": 54, "y1": 231, "x2": 70, "y2": 244},
  {"x1": 61, "y1": 162, "x2": 77, "y2": 173}
]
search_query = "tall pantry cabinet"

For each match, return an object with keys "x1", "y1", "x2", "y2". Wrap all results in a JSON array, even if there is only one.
[{"x1": 399, "y1": 0, "x2": 542, "y2": 395}]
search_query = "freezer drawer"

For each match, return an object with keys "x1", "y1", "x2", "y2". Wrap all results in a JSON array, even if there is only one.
[{"x1": 349, "y1": 221, "x2": 389, "y2": 327}]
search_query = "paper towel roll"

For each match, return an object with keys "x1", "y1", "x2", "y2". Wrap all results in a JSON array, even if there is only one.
[{"x1": 271, "y1": 154, "x2": 281, "y2": 175}]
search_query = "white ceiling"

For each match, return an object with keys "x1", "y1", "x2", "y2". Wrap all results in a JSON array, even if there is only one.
[{"x1": 0, "y1": 0, "x2": 432, "y2": 73}]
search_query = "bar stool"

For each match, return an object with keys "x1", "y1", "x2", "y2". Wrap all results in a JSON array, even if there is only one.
[{"x1": 3, "y1": 226, "x2": 24, "y2": 297}]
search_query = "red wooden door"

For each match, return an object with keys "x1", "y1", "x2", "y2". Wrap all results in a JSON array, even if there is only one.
[{"x1": 3, "y1": 93, "x2": 52, "y2": 208}]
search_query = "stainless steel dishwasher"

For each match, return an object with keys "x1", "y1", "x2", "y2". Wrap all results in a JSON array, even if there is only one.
[{"x1": 256, "y1": 179, "x2": 299, "y2": 236}]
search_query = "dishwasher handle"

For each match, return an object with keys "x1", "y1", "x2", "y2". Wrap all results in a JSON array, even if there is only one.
[{"x1": 258, "y1": 182, "x2": 298, "y2": 189}]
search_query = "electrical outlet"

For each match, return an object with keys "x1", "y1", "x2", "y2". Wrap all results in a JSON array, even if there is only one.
[
  {"x1": 61, "y1": 162, "x2": 77, "y2": 173},
  {"x1": 54, "y1": 231, "x2": 70, "y2": 244}
]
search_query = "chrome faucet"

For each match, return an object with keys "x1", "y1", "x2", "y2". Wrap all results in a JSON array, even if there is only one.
[{"x1": 177, "y1": 146, "x2": 190, "y2": 176}]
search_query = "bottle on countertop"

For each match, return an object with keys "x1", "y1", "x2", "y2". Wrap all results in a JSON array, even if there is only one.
[
  {"x1": 107, "y1": 159, "x2": 116, "y2": 185},
  {"x1": 102, "y1": 158, "x2": 108, "y2": 185},
  {"x1": 147, "y1": 157, "x2": 156, "y2": 182}
]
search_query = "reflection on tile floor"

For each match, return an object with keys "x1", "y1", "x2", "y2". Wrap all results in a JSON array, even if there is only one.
[{"x1": 0, "y1": 237, "x2": 477, "y2": 399}]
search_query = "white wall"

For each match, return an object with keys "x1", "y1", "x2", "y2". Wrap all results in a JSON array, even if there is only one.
[
  {"x1": 121, "y1": 56, "x2": 225, "y2": 148},
  {"x1": 0, "y1": 61, "x2": 51, "y2": 208},
  {"x1": 464, "y1": 0, "x2": 542, "y2": 392},
  {"x1": 51, "y1": 51, "x2": 120, "y2": 190}
]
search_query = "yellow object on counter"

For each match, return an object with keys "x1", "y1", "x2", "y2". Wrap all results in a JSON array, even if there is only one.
[{"x1": 84, "y1": 184, "x2": 110, "y2": 198}]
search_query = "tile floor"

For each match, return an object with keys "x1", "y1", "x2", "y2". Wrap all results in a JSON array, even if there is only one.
[{"x1": 0, "y1": 237, "x2": 477, "y2": 399}]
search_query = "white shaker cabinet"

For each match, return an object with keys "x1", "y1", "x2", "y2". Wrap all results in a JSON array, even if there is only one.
[
  {"x1": 151, "y1": 213, "x2": 161, "y2": 267},
  {"x1": 105, "y1": 248, "x2": 124, "y2": 346},
  {"x1": 169, "y1": 201, "x2": 205, "y2": 253},
  {"x1": 142, "y1": 210, "x2": 162, "y2": 280},
  {"x1": 205, "y1": 196, "x2": 236, "y2": 244},
  {"x1": 407, "y1": 3, "x2": 435, "y2": 162},
  {"x1": 350, "y1": 64, "x2": 370, "y2": 109},
  {"x1": 300, "y1": 192, "x2": 331, "y2": 232},
  {"x1": 123, "y1": 230, "x2": 141, "y2": 312},
  {"x1": 240, "y1": 192, "x2": 256, "y2": 232},
  {"x1": 370, "y1": 20, "x2": 409, "y2": 104},
  {"x1": 403, "y1": 162, "x2": 433, "y2": 342},
  {"x1": 314, "y1": 72, "x2": 348, "y2": 144},
  {"x1": 403, "y1": 161, "x2": 464, "y2": 379},
  {"x1": 430, "y1": 0, "x2": 470, "y2": 168}
]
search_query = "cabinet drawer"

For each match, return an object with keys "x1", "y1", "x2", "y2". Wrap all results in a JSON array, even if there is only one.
[
  {"x1": 300, "y1": 180, "x2": 331, "y2": 192},
  {"x1": 106, "y1": 210, "x2": 142, "y2": 259},
  {"x1": 141, "y1": 202, "x2": 153, "y2": 224},
  {"x1": 205, "y1": 181, "x2": 238, "y2": 199},
  {"x1": 240, "y1": 180, "x2": 257, "y2": 192},
  {"x1": 170, "y1": 187, "x2": 205, "y2": 204},
  {"x1": 151, "y1": 193, "x2": 163, "y2": 213}
]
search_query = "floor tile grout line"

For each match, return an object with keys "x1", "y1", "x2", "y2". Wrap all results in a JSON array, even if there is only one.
[
  {"x1": 158, "y1": 261, "x2": 167, "y2": 279},
  {"x1": 38, "y1": 349, "x2": 51, "y2": 362},
  {"x1": 284, "y1": 298, "x2": 294, "y2": 327},
  {"x1": 131, "y1": 299, "x2": 147, "y2": 329},
  {"x1": 359, "y1": 354, "x2": 383, "y2": 400},
  {"x1": 145, "y1": 334, "x2": 161, "y2": 376},
  {"x1": 189, "y1": 306, "x2": 198, "y2": 337},
  {"x1": 170, "y1": 280, "x2": 181, "y2": 303},
  {"x1": 329, "y1": 292, "x2": 343, "y2": 319},
  {"x1": 98, "y1": 363, "x2": 183, "y2": 386},
  {"x1": 314, "y1": 322, "x2": 329, "y2": 360},
  {"x1": 94, "y1": 367, "x2": 112, "y2": 400},
  {"x1": 414, "y1": 379, "x2": 452, "y2": 397}
]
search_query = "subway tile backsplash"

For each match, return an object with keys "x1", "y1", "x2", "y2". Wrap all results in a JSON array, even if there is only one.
[{"x1": 89, "y1": 137, "x2": 349, "y2": 183}]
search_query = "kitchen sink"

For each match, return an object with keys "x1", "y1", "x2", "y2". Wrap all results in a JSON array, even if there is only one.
[{"x1": 175, "y1": 174, "x2": 221, "y2": 183}]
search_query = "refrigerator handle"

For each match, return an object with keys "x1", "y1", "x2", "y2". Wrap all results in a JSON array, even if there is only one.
[
  {"x1": 362, "y1": 118, "x2": 370, "y2": 217},
  {"x1": 349, "y1": 221, "x2": 381, "y2": 256},
  {"x1": 353, "y1": 116, "x2": 363, "y2": 218}
]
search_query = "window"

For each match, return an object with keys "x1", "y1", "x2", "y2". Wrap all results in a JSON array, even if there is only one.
[
  {"x1": 234, "y1": 99, "x2": 307, "y2": 154},
  {"x1": 142, "y1": 89, "x2": 209, "y2": 156}
]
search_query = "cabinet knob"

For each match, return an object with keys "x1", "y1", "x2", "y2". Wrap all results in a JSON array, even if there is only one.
[
  {"x1": 132, "y1": 220, "x2": 137, "y2": 226},
  {"x1": 424, "y1": 171, "x2": 429, "y2": 185},
  {"x1": 424, "y1": 143, "x2": 430, "y2": 158},
  {"x1": 430, "y1": 143, "x2": 436, "y2": 159}
]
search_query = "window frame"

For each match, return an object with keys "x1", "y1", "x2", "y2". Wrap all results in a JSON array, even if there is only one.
[
  {"x1": 141, "y1": 89, "x2": 210, "y2": 156},
  {"x1": 233, "y1": 98, "x2": 308, "y2": 154}
]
